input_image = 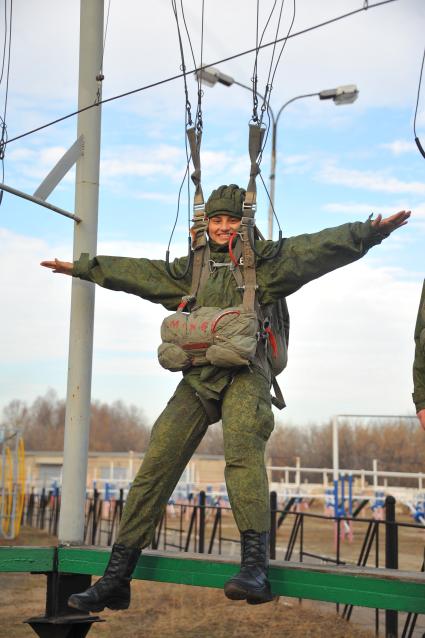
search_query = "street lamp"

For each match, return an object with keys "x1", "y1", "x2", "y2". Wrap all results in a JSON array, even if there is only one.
[{"x1": 197, "y1": 67, "x2": 359, "y2": 239}]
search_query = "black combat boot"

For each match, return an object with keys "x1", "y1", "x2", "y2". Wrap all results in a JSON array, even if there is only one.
[
  {"x1": 224, "y1": 530, "x2": 273, "y2": 604},
  {"x1": 68, "y1": 543, "x2": 141, "y2": 613}
]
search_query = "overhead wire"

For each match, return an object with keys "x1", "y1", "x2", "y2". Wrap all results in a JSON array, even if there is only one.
[
  {"x1": 95, "y1": 0, "x2": 112, "y2": 103},
  {"x1": 4, "y1": 0, "x2": 400, "y2": 147},
  {"x1": 101, "y1": 0, "x2": 112, "y2": 72},
  {"x1": 0, "y1": 0, "x2": 9, "y2": 85},
  {"x1": 251, "y1": 0, "x2": 281, "y2": 124},
  {"x1": 179, "y1": 0, "x2": 196, "y2": 240},
  {"x1": 258, "y1": 0, "x2": 296, "y2": 172},
  {"x1": 249, "y1": 0, "x2": 296, "y2": 235},
  {"x1": 251, "y1": 0, "x2": 261, "y2": 123},
  {"x1": 269, "y1": 0, "x2": 296, "y2": 102},
  {"x1": 413, "y1": 43, "x2": 425, "y2": 160},
  {"x1": 259, "y1": 0, "x2": 296, "y2": 227},
  {"x1": 166, "y1": 0, "x2": 207, "y2": 279},
  {"x1": 171, "y1": 0, "x2": 193, "y2": 125},
  {"x1": 195, "y1": 0, "x2": 205, "y2": 135},
  {"x1": 258, "y1": 0, "x2": 286, "y2": 128},
  {"x1": 169, "y1": 0, "x2": 193, "y2": 249}
]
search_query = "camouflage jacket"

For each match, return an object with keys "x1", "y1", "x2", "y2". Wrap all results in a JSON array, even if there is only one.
[
  {"x1": 73, "y1": 220, "x2": 386, "y2": 401},
  {"x1": 413, "y1": 280, "x2": 425, "y2": 412}
]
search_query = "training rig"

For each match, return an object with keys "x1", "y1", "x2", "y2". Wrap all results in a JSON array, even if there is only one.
[{"x1": 0, "y1": 2, "x2": 424, "y2": 637}]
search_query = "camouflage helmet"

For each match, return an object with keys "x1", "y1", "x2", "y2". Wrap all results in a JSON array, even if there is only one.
[{"x1": 205, "y1": 184, "x2": 246, "y2": 219}]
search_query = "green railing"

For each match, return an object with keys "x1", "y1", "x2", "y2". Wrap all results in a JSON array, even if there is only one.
[{"x1": 1, "y1": 545, "x2": 425, "y2": 614}]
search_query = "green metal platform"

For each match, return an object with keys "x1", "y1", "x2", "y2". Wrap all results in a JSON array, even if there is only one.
[{"x1": 1, "y1": 545, "x2": 425, "y2": 614}]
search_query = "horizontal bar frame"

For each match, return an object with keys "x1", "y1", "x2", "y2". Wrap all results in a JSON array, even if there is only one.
[{"x1": 0, "y1": 182, "x2": 81, "y2": 222}]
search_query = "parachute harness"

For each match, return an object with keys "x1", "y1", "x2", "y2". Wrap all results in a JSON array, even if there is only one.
[{"x1": 165, "y1": 1, "x2": 292, "y2": 408}]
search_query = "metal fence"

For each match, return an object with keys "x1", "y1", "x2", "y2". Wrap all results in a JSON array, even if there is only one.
[{"x1": 20, "y1": 488, "x2": 425, "y2": 638}]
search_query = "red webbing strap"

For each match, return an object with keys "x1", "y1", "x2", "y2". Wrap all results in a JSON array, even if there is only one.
[{"x1": 186, "y1": 126, "x2": 208, "y2": 298}]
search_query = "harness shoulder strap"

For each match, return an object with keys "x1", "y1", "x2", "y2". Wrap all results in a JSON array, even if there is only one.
[
  {"x1": 186, "y1": 126, "x2": 208, "y2": 300},
  {"x1": 241, "y1": 124, "x2": 265, "y2": 313}
]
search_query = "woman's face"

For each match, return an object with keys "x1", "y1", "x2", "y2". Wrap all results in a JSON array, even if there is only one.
[{"x1": 207, "y1": 214, "x2": 241, "y2": 244}]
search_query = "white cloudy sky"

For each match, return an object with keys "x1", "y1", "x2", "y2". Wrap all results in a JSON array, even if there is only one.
[{"x1": 1, "y1": 0, "x2": 424, "y2": 427}]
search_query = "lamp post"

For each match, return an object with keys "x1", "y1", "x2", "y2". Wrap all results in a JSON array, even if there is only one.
[{"x1": 197, "y1": 67, "x2": 358, "y2": 239}]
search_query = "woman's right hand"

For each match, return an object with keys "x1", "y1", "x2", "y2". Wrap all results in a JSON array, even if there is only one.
[{"x1": 40, "y1": 259, "x2": 73, "y2": 275}]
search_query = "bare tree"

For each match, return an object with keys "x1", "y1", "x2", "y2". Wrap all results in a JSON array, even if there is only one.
[{"x1": 1, "y1": 391, "x2": 150, "y2": 452}]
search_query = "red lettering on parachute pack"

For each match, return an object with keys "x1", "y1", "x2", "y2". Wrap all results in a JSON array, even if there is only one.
[
  {"x1": 200, "y1": 321, "x2": 209, "y2": 333},
  {"x1": 170, "y1": 320, "x2": 180, "y2": 329},
  {"x1": 189, "y1": 323, "x2": 196, "y2": 332}
]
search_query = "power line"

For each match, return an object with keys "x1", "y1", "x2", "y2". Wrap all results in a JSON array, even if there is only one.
[
  {"x1": 5, "y1": 0, "x2": 399, "y2": 147},
  {"x1": 413, "y1": 43, "x2": 425, "y2": 159}
]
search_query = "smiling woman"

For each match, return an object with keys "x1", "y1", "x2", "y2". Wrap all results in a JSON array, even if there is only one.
[{"x1": 40, "y1": 175, "x2": 410, "y2": 612}]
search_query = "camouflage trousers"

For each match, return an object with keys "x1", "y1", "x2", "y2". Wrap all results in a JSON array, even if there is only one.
[{"x1": 116, "y1": 367, "x2": 275, "y2": 549}]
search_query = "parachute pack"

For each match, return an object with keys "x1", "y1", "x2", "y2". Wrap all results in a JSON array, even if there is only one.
[{"x1": 159, "y1": 176, "x2": 289, "y2": 410}]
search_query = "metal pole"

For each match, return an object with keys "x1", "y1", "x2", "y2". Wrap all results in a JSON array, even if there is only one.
[
  {"x1": 385, "y1": 495, "x2": 398, "y2": 637},
  {"x1": 0, "y1": 182, "x2": 81, "y2": 222},
  {"x1": 198, "y1": 491, "x2": 206, "y2": 553},
  {"x1": 332, "y1": 416, "x2": 339, "y2": 482},
  {"x1": 269, "y1": 490, "x2": 277, "y2": 560},
  {"x1": 373, "y1": 458, "x2": 379, "y2": 489},
  {"x1": 267, "y1": 93, "x2": 319, "y2": 239},
  {"x1": 58, "y1": 0, "x2": 104, "y2": 544}
]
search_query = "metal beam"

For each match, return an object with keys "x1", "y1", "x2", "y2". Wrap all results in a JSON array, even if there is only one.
[
  {"x1": 57, "y1": 547, "x2": 425, "y2": 615},
  {"x1": 2, "y1": 546, "x2": 425, "y2": 614},
  {"x1": 0, "y1": 546, "x2": 55, "y2": 572},
  {"x1": 33, "y1": 135, "x2": 84, "y2": 201},
  {"x1": 0, "y1": 182, "x2": 81, "y2": 222}
]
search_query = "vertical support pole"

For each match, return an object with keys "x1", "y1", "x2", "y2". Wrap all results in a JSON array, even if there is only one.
[
  {"x1": 295, "y1": 456, "x2": 301, "y2": 489},
  {"x1": 333, "y1": 479, "x2": 338, "y2": 519},
  {"x1": 348, "y1": 474, "x2": 353, "y2": 517},
  {"x1": 373, "y1": 458, "x2": 378, "y2": 490},
  {"x1": 385, "y1": 495, "x2": 398, "y2": 638},
  {"x1": 198, "y1": 490, "x2": 206, "y2": 553},
  {"x1": 269, "y1": 490, "x2": 277, "y2": 560},
  {"x1": 0, "y1": 431, "x2": 6, "y2": 538},
  {"x1": 58, "y1": 0, "x2": 104, "y2": 545},
  {"x1": 332, "y1": 416, "x2": 339, "y2": 482},
  {"x1": 128, "y1": 450, "x2": 134, "y2": 481}
]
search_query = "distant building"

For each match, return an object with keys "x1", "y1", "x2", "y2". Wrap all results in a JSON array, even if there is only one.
[{"x1": 25, "y1": 450, "x2": 232, "y2": 496}]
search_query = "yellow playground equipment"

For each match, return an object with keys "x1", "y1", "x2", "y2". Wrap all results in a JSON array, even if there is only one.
[{"x1": 0, "y1": 429, "x2": 26, "y2": 539}]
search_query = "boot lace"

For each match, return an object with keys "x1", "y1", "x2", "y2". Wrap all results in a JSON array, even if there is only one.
[{"x1": 242, "y1": 531, "x2": 267, "y2": 567}]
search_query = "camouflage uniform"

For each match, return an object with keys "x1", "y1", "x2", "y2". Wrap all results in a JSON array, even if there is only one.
[
  {"x1": 413, "y1": 280, "x2": 425, "y2": 413},
  {"x1": 73, "y1": 220, "x2": 386, "y2": 548}
]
